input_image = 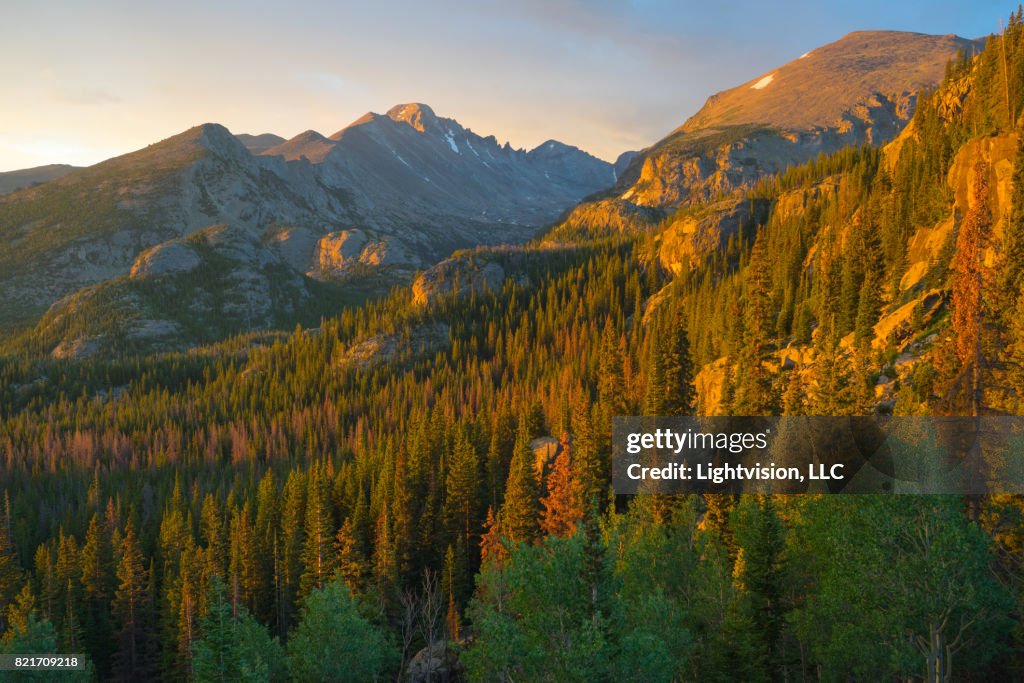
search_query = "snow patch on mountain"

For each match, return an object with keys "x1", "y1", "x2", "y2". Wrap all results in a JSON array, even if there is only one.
[{"x1": 445, "y1": 130, "x2": 460, "y2": 154}]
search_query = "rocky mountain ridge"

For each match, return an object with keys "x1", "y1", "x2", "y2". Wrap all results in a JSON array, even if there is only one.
[
  {"x1": 0, "y1": 105, "x2": 615, "y2": 354},
  {"x1": 0, "y1": 164, "x2": 79, "y2": 195},
  {"x1": 550, "y1": 30, "x2": 982, "y2": 240}
]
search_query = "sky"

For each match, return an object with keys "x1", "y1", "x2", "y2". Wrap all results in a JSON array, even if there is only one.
[{"x1": 0, "y1": 0, "x2": 1010, "y2": 171}]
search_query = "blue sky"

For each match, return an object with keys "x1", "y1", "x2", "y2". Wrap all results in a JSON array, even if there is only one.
[{"x1": 0, "y1": 0, "x2": 1009, "y2": 170}]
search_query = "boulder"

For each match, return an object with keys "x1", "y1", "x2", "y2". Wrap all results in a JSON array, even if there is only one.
[
  {"x1": 314, "y1": 229, "x2": 368, "y2": 276},
  {"x1": 405, "y1": 641, "x2": 462, "y2": 683},
  {"x1": 658, "y1": 198, "x2": 769, "y2": 274},
  {"x1": 129, "y1": 242, "x2": 201, "y2": 280},
  {"x1": 412, "y1": 257, "x2": 506, "y2": 306},
  {"x1": 530, "y1": 436, "x2": 562, "y2": 477}
]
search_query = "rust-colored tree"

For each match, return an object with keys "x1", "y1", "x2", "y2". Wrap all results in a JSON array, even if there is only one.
[
  {"x1": 479, "y1": 507, "x2": 507, "y2": 567},
  {"x1": 539, "y1": 434, "x2": 583, "y2": 538},
  {"x1": 948, "y1": 160, "x2": 996, "y2": 415}
]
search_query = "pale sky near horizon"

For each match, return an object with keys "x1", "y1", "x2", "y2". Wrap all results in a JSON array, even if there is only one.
[{"x1": 0, "y1": 0, "x2": 1010, "y2": 171}]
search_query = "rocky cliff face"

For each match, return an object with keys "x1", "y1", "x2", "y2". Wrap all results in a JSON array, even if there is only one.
[
  {"x1": 690, "y1": 82, "x2": 1019, "y2": 416},
  {"x1": 899, "y1": 131, "x2": 1018, "y2": 292},
  {"x1": 633, "y1": 31, "x2": 981, "y2": 208},
  {"x1": 657, "y1": 198, "x2": 771, "y2": 274},
  {"x1": 412, "y1": 256, "x2": 507, "y2": 307},
  {"x1": 264, "y1": 103, "x2": 615, "y2": 241},
  {"x1": 32, "y1": 223, "x2": 324, "y2": 358},
  {"x1": 547, "y1": 30, "x2": 981, "y2": 251},
  {"x1": 0, "y1": 123, "x2": 316, "y2": 329}
]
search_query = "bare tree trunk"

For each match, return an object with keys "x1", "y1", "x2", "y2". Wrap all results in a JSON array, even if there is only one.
[{"x1": 398, "y1": 588, "x2": 419, "y2": 683}]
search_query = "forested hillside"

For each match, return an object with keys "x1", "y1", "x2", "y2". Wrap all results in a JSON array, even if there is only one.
[{"x1": 2, "y1": 11, "x2": 1024, "y2": 683}]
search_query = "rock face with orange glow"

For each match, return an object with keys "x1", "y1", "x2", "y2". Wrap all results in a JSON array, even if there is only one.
[{"x1": 559, "y1": 30, "x2": 982, "y2": 235}]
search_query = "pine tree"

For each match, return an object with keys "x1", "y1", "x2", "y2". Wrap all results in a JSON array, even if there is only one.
[
  {"x1": 539, "y1": 436, "x2": 583, "y2": 538},
  {"x1": 499, "y1": 418, "x2": 540, "y2": 545},
  {"x1": 1002, "y1": 137, "x2": 1024, "y2": 306},
  {"x1": 703, "y1": 494, "x2": 737, "y2": 563},
  {"x1": 735, "y1": 496, "x2": 788, "y2": 682},
  {"x1": 643, "y1": 329, "x2": 666, "y2": 416},
  {"x1": 278, "y1": 470, "x2": 306, "y2": 634},
  {"x1": 81, "y1": 512, "x2": 115, "y2": 677},
  {"x1": 200, "y1": 494, "x2": 227, "y2": 579},
  {"x1": 485, "y1": 409, "x2": 515, "y2": 511},
  {"x1": 175, "y1": 560, "x2": 198, "y2": 681},
  {"x1": 854, "y1": 268, "x2": 881, "y2": 345},
  {"x1": 228, "y1": 503, "x2": 260, "y2": 616},
  {"x1": 1010, "y1": 295, "x2": 1024, "y2": 409},
  {"x1": 662, "y1": 308, "x2": 696, "y2": 415},
  {"x1": 443, "y1": 429, "x2": 481, "y2": 563},
  {"x1": 194, "y1": 574, "x2": 285, "y2": 683},
  {"x1": 580, "y1": 502, "x2": 605, "y2": 628},
  {"x1": 4, "y1": 582, "x2": 36, "y2": 643},
  {"x1": 443, "y1": 428, "x2": 481, "y2": 600},
  {"x1": 0, "y1": 493, "x2": 22, "y2": 634},
  {"x1": 597, "y1": 320, "x2": 627, "y2": 434},
  {"x1": 729, "y1": 232, "x2": 777, "y2": 415},
  {"x1": 479, "y1": 507, "x2": 506, "y2": 567},
  {"x1": 745, "y1": 231, "x2": 774, "y2": 345},
  {"x1": 253, "y1": 470, "x2": 279, "y2": 625},
  {"x1": 113, "y1": 521, "x2": 151, "y2": 681},
  {"x1": 299, "y1": 466, "x2": 336, "y2": 600},
  {"x1": 950, "y1": 160, "x2": 995, "y2": 414},
  {"x1": 372, "y1": 508, "x2": 398, "y2": 595},
  {"x1": 191, "y1": 576, "x2": 240, "y2": 682},
  {"x1": 335, "y1": 518, "x2": 368, "y2": 595},
  {"x1": 718, "y1": 361, "x2": 737, "y2": 416},
  {"x1": 443, "y1": 545, "x2": 462, "y2": 641},
  {"x1": 287, "y1": 579, "x2": 398, "y2": 681},
  {"x1": 782, "y1": 369, "x2": 805, "y2": 416},
  {"x1": 809, "y1": 324, "x2": 855, "y2": 415},
  {"x1": 391, "y1": 445, "x2": 417, "y2": 583},
  {"x1": 54, "y1": 531, "x2": 81, "y2": 649},
  {"x1": 571, "y1": 400, "x2": 603, "y2": 510},
  {"x1": 33, "y1": 544, "x2": 55, "y2": 626}
]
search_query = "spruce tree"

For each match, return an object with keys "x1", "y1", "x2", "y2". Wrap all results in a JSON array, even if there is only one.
[
  {"x1": 0, "y1": 494, "x2": 22, "y2": 635},
  {"x1": 499, "y1": 419, "x2": 540, "y2": 545},
  {"x1": 539, "y1": 438, "x2": 583, "y2": 538},
  {"x1": 662, "y1": 309, "x2": 696, "y2": 415},
  {"x1": 335, "y1": 518, "x2": 369, "y2": 596},
  {"x1": 191, "y1": 577, "x2": 240, "y2": 682},
  {"x1": 1002, "y1": 137, "x2": 1024, "y2": 306},
  {"x1": 643, "y1": 329, "x2": 666, "y2": 416},
  {"x1": 443, "y1": 428, "x2": 481, "y2": 568},
  {"x1": 950, "y1": 160, "x2": 995, "y2": 414},
  {"x1": 736, "y1": 496, "x2": 788, "y2": 682},
  {"x1": 479, "y1": 507, "x2": 506, "y2": 567},
  {"x1": 113, "y1": 521, "x2": 151, "y2": 681},
  {"x1": 299, "y1": 466, "x2": 336, "y2": 600}
]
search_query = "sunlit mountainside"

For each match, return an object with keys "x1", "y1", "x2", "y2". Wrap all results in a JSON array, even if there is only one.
[{"x1": 1, "y1": 11, "x2": 1024, "y2": 683}]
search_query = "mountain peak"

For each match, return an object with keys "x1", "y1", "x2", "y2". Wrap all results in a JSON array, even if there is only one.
[
  {"x1": 532, "y1": 140, "x2": 576, "y2": 153},
  {"x1": 386, "y1": 103, "x2": 440, "y2": 132},
  {"x1": 677, "y1": 30, "x2": 980, "y2": 136},
  {"x1": 235, "y1": 132, "x2": 286, "y2": 154},
  {"x1": 263, "y1": 129, "x2": 335, "y2": 162},
  {"x1": 188, "y1": 122, "x2": 237, "y2": 145}
]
